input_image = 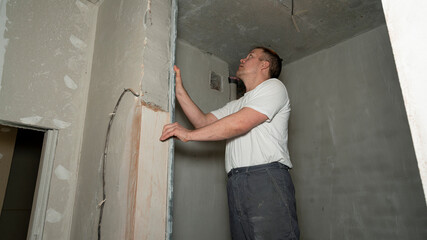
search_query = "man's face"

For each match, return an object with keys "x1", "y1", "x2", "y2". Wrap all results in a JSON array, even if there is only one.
[{"x1": 236, "y1": 48, "x2": 265, "y2": 78}]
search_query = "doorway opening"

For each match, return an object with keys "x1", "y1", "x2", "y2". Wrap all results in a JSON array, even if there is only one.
[
  {"x1": 0, "y1": 122, "x2": 58, "y2": 240},
  {"x1": 0, "y1": 125, "x2": 44, "y2": 239}
]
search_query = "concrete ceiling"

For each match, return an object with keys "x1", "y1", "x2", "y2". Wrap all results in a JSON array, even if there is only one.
[{"x1": 177, "y1": 0, "x2": 385, "y2": 74}]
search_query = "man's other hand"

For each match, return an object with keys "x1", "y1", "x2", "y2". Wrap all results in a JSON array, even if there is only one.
[{"x1": 160, "y1": 122, "x2": 191, "y2": 142}]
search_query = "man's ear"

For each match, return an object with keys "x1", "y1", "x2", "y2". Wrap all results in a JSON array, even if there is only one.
[{"x1": 261, "y1": 60, "x2": 270, "y2": 70}]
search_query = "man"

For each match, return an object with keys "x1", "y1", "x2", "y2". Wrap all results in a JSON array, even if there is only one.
[{"x1": 160, "y1": 47, "x2": 299, "y2": 239}]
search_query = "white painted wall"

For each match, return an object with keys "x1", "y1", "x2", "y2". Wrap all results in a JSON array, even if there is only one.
[
  {"x1": 284, "y1": 25, "x2": 427, "y2": 239},
  {"x1": 381, "y1": 0, "x2": 427, "y2": 205},
  {"x1": 0, "y1": 1, "x2": 98, "y2": 239},
  {"x1": 173, "y1": 39, "x2": 232, "y2": 240}
]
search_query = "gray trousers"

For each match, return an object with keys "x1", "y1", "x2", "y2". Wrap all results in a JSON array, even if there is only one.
[{"x1": 227, "y1": 162, "x2": 299, "y2": 240}]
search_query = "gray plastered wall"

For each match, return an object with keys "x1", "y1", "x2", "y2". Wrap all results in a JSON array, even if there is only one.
[
  {"x1": 284, "y1": 25, "x2": 427, "y2": 239},
  {"x1": 173, "y1": 39, "x2": 231, "y2": 240}
]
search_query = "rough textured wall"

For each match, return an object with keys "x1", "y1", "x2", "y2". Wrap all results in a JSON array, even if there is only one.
[
  {"x1": 173, "y1": 40, "x2": 231, "y2": 240},
  {"x1": 71, "y1": 0, "x2": 172, "y2": 239},
  {"x1": 0, "y1": 0, "x2": 98, "y2": 239},
  {"x1": 284, "y1": 25, "x2": 427, "y2": 239}
]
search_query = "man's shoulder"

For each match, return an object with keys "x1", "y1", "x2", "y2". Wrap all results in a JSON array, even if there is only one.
[
  {"x1": 256, "y1": 78, "x2": 287, "y2": 94},
  {"x1": 265, "y1": 78, "x2": 285, "y2": 87}
]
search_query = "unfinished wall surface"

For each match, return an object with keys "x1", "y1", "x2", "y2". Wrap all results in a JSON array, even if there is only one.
[
  {"x1": 0, "y1": 0, "x2": 98, "y2": 239},
  {"x1": 173, "y1": 40, "x2": 231, "y2": 240},
  {"x1": 284, "y1": 25, "x2": 427, "y2": 239},
  {"x1": 71, "y1": 0, "x2": 172, "y2": 239}
]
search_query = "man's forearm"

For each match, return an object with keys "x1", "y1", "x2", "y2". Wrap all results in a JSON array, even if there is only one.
[
  {"x1": 187, "y1": 107, "x2": 268, "y2": 141},
  {"x1": 160, "y1": 107, "x2": 268, "y2": 142},
  {"x1": 176, "y1": 85, "x2": 216, "y2": 128}
]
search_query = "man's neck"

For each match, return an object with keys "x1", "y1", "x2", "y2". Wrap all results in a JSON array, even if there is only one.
[{"x1": 243, "y1": 75, "x2": 270, "y2": 92}]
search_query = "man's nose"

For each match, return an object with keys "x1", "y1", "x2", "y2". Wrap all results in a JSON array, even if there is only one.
[{"x1": 240, "y1": 58, "x2": 245, "y2": 63}]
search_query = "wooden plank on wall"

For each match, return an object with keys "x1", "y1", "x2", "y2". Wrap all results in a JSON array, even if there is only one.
[{"x1": 131, "y1": 106, "x2": 170, "y2": 240}]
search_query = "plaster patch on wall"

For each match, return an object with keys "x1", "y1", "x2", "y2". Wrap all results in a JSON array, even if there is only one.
[
  {"x1": 75, "y1": 0, "x2": 89, "y2": 13},
  {"x1": 46, "y1": 208, "x2": 62, "y2": 223},
  {"x1": 236, "y1": 24, "x2": 258, "y2": 35},
  {"x1": 55, "y1": 48, "x2": 62, "y2": 56},
  {"x1": 64, "y1": 75, "x2": 78, "y2": 89},
  {"x1": 0, "y1": 0, "x2": 10, "y2": 92},
  {"x1": 20, "y1": 116, "x2": 42, "y2": 125},
  {"x1": 117, "y1": 0, "x2": 124, "y2": 20},
  {"x1": 178, "y1": 1, "x2": 211, "y2": 20},
  {"x1": 53, "y1": 119, "x2": 71, "y2": 129},
  {"x1": 327, "y1": 105, "x2": 336, "y2": 146},
  {"x1": 139, "y1": 37, "x2": 148, "y2": 89},
  {"x1": 143, "y1": 0, "x2": 153, "y2": 29},
  {"x1": 70, "y1": 34, "x2": 87, "y2": 50},
  {"x1": 55, "y1": 164, "x2": 71, "y2": 180}
]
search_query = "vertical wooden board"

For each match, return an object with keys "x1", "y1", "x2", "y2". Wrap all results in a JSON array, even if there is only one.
[
  {"x1": 134, "y1": 106, "x2": 170, "y2": 240},
  {"x1": 125, "y1": 102, "x2": 142, "y2": 239}
]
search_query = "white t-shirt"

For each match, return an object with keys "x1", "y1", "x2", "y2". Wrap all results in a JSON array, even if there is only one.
[{"x1": 211, "y1": 78, "x2": 292, "y2": 173}]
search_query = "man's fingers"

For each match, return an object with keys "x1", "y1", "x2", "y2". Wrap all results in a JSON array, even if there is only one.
[
  {"x1": 160, "y1": 123, "x2": 175, "y2": 141},
  {"x1": 174, "y1": 65, "x2": 180, "y2": 73},
  {"x1": 174, "y1": 65, "x2": 182, "y2": 82},
  {"x1": 160, "y1": 122, "x2": 181, "y2": 141},
  {"x1": 174, "y1": 65, "x2": 181, "y2": 77},
  {"x1": 160, "y1": 122, "x2": 190, "y2": 142}
]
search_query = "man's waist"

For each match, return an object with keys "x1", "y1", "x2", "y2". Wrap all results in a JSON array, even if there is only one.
[{"x1": 227, "y1": 161, "x2": 290, "y2": 178}]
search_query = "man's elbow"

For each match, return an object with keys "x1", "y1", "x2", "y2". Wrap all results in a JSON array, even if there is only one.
[
  {"x1": 228, "y1": 123, "x2": 252, "y2": 138},
  {"x1": 195, "y1": 113, "x2": 218, "y2": 129}
]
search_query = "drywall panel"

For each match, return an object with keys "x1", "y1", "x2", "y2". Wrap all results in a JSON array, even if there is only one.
[
  {"x1": 173, "y1": 40, "x2": 231, "y2": 240},
  {"x1": 71, "y1": 0, "x2": 173, "y2": 239},
  {"x1": 382, "y1": 0, "x2": 427, "y2": 205},
  {"x1": 0, "y1": 0, "x2": 98, "y2": 239},
  {"x1": 283, "y1": 25, "x2": 427, "y2": 239}
]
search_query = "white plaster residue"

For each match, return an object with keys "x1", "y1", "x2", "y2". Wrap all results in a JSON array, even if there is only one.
[
  {"x1": 144, "y1": 0, "x2": 153, "y2": 29},
  {"x1": 20, "y1": 116, "x2": 42, "y2": 125},
  {"x1": 46, "y1": 208, "x2": 62, "y2": 223},
  {"x1": 327, "y1": 115, "x2": 336, "y2": 146},
  {"x1": 236, "y1": 24, "x2": 258, "y2": 35},
  {"x1": 117, "y1": 0, "x2": 124, "y2": 20},
  {"x1": 54, "y1": 164, "x2": 71, "y2": 180},
  {"x1": 179, "y1": 1, "x2": 211, "y2": 20},
  {"x1": 327, "y1": 105, "x2": 336, "y2": 146},
  {"x1": 0, "y1": 153, "x2": 3, "y2": 159},
  {"x1": 64, "y1": 75, "x2": 78, "y2": 89},
  {"x1": 0, "y1": 126, "x2": 10, "y2": 132},
  {"x1": 54, "y1": 48, "x2": 62, "y2": 56},
  {"x1": 53, "y1": 119, "x2": 71, "y2": 129},
  {"x1": 0, "y1": 0, "x2": 10, "y2": 92},
  {"x1": 70, "y1": 35, "x2": 87, "y2": 50},
  {"x1": 75, "y1": 0, "x2": 89, "y2": 13}
]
